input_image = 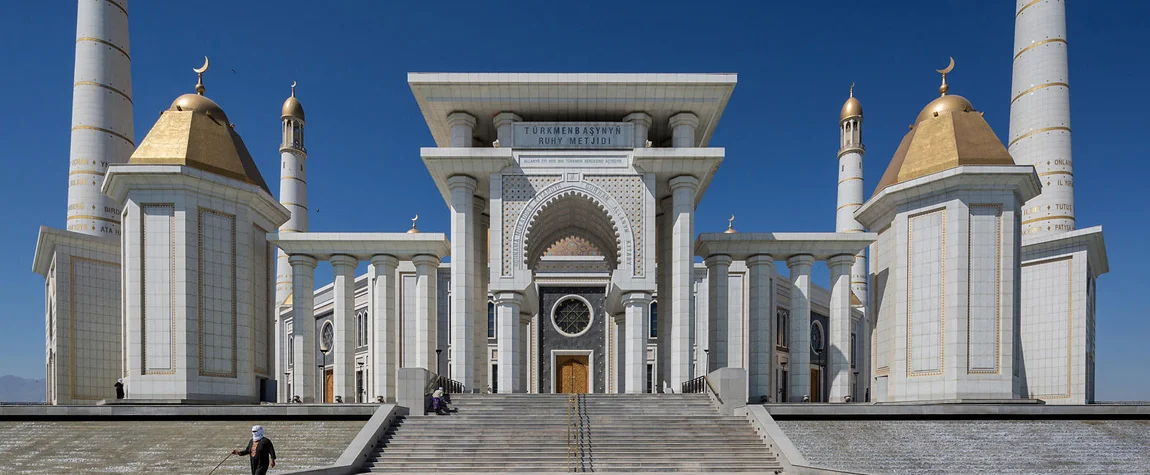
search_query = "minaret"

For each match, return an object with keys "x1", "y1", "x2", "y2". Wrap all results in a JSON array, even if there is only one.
[
  {"x1": 275, "y1": 83, "x2": 307, "y2": 310},
  {"x1": 837, "y1": 85, "x2": 867, "y2": 311},
  {"x1": 1010, "y1": 0, "x2": 1074, "y2": 237},
  {"x1": 66, "y1": 0, "x2": 133, "y2": 236}
]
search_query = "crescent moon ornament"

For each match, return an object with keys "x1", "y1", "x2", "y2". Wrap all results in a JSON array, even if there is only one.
[
  {"x1": 936, "y1": 57, "x2": 955, "y2": 96},
  {"x1": 936, "y1": 56, "x2": 955, "y2": 75},
  {"x1": 290, "y1": 81, "x2": 297, "y2": 97},
  {"x1": 193, "y1": 56, "x2": 210, "y2": 74},
  {"x1": 193, "y1": 56, "x2": 209, "y2": 95}
]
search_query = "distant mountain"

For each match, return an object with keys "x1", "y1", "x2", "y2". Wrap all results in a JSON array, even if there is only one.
[{"x1": 0, "y1": 375, "x2": 45, "y2": 403}]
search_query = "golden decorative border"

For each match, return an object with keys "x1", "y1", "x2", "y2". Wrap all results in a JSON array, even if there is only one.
[
  {"x1": 1038, "y1": 170, "x2": 1073, "y2": 177},
  {"x1": 140, "y1": 204, "x2": 176, "y2": 375},
  {"x1": 1009, "y1": 126, "x2": 1072, "y2": 148},
  {"x1": 74, "y1": 81, "x2": 132, "y2": 103},
  {"x1": 280, "y1": 202, "x2": 308, "y2": 210},
  {"x1": 75, "y1": 37, "x2": 130, "y2": 59},
  {"x1": 69, "y1": 170, "x2": 105, "y2": 176},
  {"x1": 967, "y1": 205, "x2": 1003, "y2": 374},
  {"x1": 1013, "y1": 38, "x2": 1067, "y2": 61},
  {"x1": 1021, "y1": 256, "x2": 1074, "y2": 399},
  {"x1": 281, "y1": 175, "x2": 307, "y2": 184},
  {"x1": 1022, "y1": 215, "x2": 1076, "y2": 225},
  {"x1": 67, "y1": 215, "x2": 121, "y2": 224},
  {"x1": 837, "y1": 202, "x2": 863, "y2": 211},
  {"x1": 1015, "y1": 0, "x2": 1044, "y2": 17},
  {"x1": 103, "y1": 0, "x2": 128, "y2": 17},
  {"x1": 838, "y1": 177, "x2": 863, "y2": 184},
  {"x1": 71, "y1": 125, "x2": 134, "y2": 146},
  {"x1": 197, "y1": 207, "x2": 238, "y2": 378},
  {"x1": 69, "y1": 256, "x2": 121, "y2": 400},
  {"x1": 907, "y1": 207, "x2": 946, "y2": 377},
  {"x1": 1011, "y1": 82, "x2": 1070, "y2": 104}
]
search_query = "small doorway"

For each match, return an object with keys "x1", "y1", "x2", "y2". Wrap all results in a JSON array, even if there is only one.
[
  {"x1": 324, "y1": 368, "x2": 334, "y2": 403},
  {"x1": 556, "y1": 355, "x2": 589, "y2": 394},
  {"x1": 810, "y1": 368, "x2": 821, "y2": 402}
]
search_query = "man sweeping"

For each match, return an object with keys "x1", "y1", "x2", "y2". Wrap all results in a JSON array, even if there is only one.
[{"x1": 230, "y1": 425, "x2": 277, "y2": 475}]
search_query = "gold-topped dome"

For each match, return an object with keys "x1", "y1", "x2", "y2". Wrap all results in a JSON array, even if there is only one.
[
  {"x1": 282, "y1": 81, "x2": 305, "y2": 120},
  {"x1": 724, "y1": 215, "x2": 738, "y2": 233},
  {"x1": 840, "y1": 83, "x2": 862, "y2": 121},
  {"x1": 874, "y1": 58, "x2": 1015, "y2": 193},
  {"x1": 128, "y1": 57, "x2": 271, "y2": 194},
  {"x1": 407, "y1": 215, "x2": 421, "y2": 233}
]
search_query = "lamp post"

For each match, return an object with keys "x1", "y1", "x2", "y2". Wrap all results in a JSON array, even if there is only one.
[
  {"x1": 780, "y1": 361, "x2": 788, "y2": 403},
  {"x1": 284, "y1": 371, "x2": 291, "y2": 403},
  {"x1": 357, "y1": 361, "x2": 365, "y2": 403},
  {"x1": 435, "y1": 349, "x2": 442, "y2": 376},
  {"x1": 853, "y1": 370, "x2": 860, "y2": 402},
  {"x1": 702, "y1": 348, "x2": 709, "y2": 375},
  {"x1": 318, "y1": 361, "x2": 325, "y2": 404}
]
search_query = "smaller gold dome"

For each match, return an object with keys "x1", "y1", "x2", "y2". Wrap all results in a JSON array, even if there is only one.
[
  {"x1": 170, "y1": 93, "x2": 228, "y2": 123},
  {"x1": 282, "y1": 96, "x2": 305, "y2": 120},
  {"x1": 840, "y1": 97, "x2": 863, "y2": 121},
  {"x1": 914, "y1": 94, "x2": 973, "y2": 125}
]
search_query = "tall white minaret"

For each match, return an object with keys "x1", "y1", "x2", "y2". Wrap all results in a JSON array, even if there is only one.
[
  {"x1": 1010, "y1": 0, "x2": 1074, "y2": 237},
  {"x1": 837, "y1": 85, "x2": 867, "y2": 311},
  {"x1": 275, "y1": 83, "x2": 308, "y2": 310},
  {"x1": 67, "y1": 0, "x2": 133, "y2": 236}
]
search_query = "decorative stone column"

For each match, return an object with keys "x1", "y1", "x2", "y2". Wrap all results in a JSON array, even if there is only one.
[
  {"x1": 472, "y1": 201, "x2": 489, "y2": 392},
  {"x1": 519, "y1": 313, "x2": 531, "y2": 393},
  {"x1": 412, "y1": 254, "x2": 440, "y2": 371},
  {"x1": 289, "y1": 254, "x2": 318, "y2": 402},
  {"x1": 705, "y1": 254, "x2": 732, "y2": 372},
  {"x1": 493, "y1": 112, "x2": 521, "y2": 146},
  {"x1": 447, "y1": 175, "x2": 476, "y2": 387},
  {"x1": 494, "y1": 292, "x2": 524, "y2": 393},
  {"x1": 827, "y1": 254, "x2": 854, "y2": 402},
  {"x1": 786, "y1": 254, "x2": 815, "y2": 402},
  {"x1": 330, "y1": 254, "x2": 358, "y2": 403},
  {"x1": 447, "y1": 112, "x2": 476, "y2": 148},
  {"x1": 624, "y1": 112, "x2": 652, "y2": 148},
  {"x1": 670, "y1": 175, "x2": 698, "y2": 387},
  {"x1": 622, "y1": 291, "x2": 653, "y2": 393},
  {"x1": 747, "y1": 255, "x2": 775, "y2": 402},
  {"x1": 370, "y1": 254, "x2": 398, "y2": 402},
  {"x1": 669, "y1": 112, "x2": 699, "y2": 148},
  {"x1": 656, "y1": 197, "x2": 672, "y2": 391}
]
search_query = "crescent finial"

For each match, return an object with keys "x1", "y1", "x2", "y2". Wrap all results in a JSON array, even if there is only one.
[
  {"x1": 290, "y1": 81, "x2": 297, "y2": 97},
  {"x1": 849, "y1": 82, "x2": 855, "y2": 98},
  {"x1": 936, "y1": 56, "x2": 955, "y2": 75},
  {"x1": 193, "y1": 56, "x2": 209, "y2": 95},
  {"x1": 936, "y1": 57, "x2": 955, "y2": 96}
]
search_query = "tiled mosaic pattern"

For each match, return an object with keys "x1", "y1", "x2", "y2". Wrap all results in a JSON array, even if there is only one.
[
  {"x1": 1021, "y1": 257, "x2": 1072, "y2": 398},
  {"x1": 500, "y1": 174, "x2": 560, "y2": 275},
  {"x1": 198, "y1": 208, "x2": 237, "y2": 378},
  {"x1": 142, "y1": 204, "x2": 175, "y2": 374},
  {"x1": 70, "y1": 257, "x2": 120, "y2": 400},
  {"x1": 584, "y1": 175, "x2": 645, "y2": 276},
  {"x1": 907, "y1": 209, "x2": 944, "y2": 375},
  {"x1": 967, "y1": 205, "x2": 1002, "y2": 373}
]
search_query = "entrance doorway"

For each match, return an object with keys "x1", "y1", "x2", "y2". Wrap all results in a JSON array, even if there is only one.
[
  {"x1": 810, "y1": 368, "x2": 821, "y2": 402},
  {"x1": 324, "y1": 368, "x2": 334, "y2": 403},
  {"x1": 556, "y1": 355, "x2": 589, "y2": 394}
]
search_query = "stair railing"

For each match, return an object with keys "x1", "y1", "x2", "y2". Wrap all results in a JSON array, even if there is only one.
[
  {"x1": 565, "y1": 371, "x2": 581, "y2": 472},
  {"x1": 681, "y1": 374, "x2": 723, "y2": 405}
]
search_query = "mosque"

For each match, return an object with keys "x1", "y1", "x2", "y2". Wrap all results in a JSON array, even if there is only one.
[{"x1": 33, "y1": 0, "x2": 1106, "y2": 408}]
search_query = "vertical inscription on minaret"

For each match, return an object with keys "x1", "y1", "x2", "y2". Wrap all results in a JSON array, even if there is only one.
[
  {"x1": 1010, "y1": 0, "x2": 1075, "y2": 237},
  {"x1": 67, "y1": 0, "x2": 133, "y2": 236}
]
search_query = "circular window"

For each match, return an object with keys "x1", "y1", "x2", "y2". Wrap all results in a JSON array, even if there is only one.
[
  {"x1": 551, "y1": 296, "x2": 594, "y2": 337},
  {"x1": 810, "y1": 321, "x2": 824, "y2": 354},
  {"x1": 320, "y1": 321, "x2": 334, "y2": 353}
]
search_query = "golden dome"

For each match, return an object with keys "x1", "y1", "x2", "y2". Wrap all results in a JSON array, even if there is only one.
[
  {"x1": 913, "y1": 94, "x2": 974, "y2": 125},
  {"x1": 840, "y1": 83, "x2": 862, "y2": 121},
  {"x1": 171, "y1": 93, "x2": 228, "y2": 123},
  {"x1": 282, "y1": 81, "x2": 305, "y2": 120}
]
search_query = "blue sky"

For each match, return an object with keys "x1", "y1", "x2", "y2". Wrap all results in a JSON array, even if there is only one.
[{"x1": 1, "y1": 1, "x2": 1147, "y2": 400}]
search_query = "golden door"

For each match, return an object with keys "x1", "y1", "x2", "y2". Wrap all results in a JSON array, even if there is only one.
[
  {"x1": 810, "y1": 368, "x2": 821, "y2": 402},
  {"x1": 556, "y1": 355, "x2": 589, "y2": 394},
  {"x1": 324, "y1": 369, "x2": 334, "y2": 403}
]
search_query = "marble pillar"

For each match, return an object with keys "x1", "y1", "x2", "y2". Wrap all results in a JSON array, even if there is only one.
[
  {"x1": 412, "y1": 255, "x2": 440, "y2": 372},
  {"x1": 495, "y1": 292, "x2": 523, "y2": 393},
  {"x1": 473, "y1": 201, "x2": 489, "y2": 393},
  {"x1": 289, "y1": 254, "x2": 317, "y2": 402},
  {"x1": 448, "y1": 175, "x2": 476, "y2": 388},
  {"x1": 622, "y1": 291, "x2": 653, "y2": 393},
  {"x1": 747, "y1": 255, "x2": 774, "y2": 402},
  {"x1": 624, "y1": 112, "x2": 652, "y2": 148},
  {"x1": 705, "y1": 255, "x2": 732, "y2": 372},
  {"x1": 447, "y1": 112, "x2": 476, "y2": 148},
  {"x1": 828, "y1": 254, "x2": 854, "y2": 402},
  {"x1": 494, "y1": 112, "x2": 521, "y2": 146},
  {"x1": 670, "y1": 176, "x2": 698, "y2": 387},
  {"x1": 669, "y1": 112, "x2": 699, "y2": 148},
  {"x1": 331, "y1": 254, "x2": 358, "y2": 402},
  {"x1": 371, "y1": 255, "x2": 398, "y2": 402},
  {"x1": 656, "y1": 197, "x2": 672, "y2": 391},
  {"x1": 787, "y1": 254, "x2": 814, "y2": 402}
]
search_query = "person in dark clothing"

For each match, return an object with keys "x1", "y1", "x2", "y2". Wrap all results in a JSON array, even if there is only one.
[
  {"x1": 231, "y1": 425, "x2": 276, "y2": 475},
  {"x1": 114, "y1": 379, "x2": 125, "y2": 399}
]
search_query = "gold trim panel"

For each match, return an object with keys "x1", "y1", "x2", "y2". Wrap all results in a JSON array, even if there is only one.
[
  {"x1": 1009, "y1": 126, "x2": 1071, "y2": 147},
  {"x1": 1013, "y1": 38, "x2": 1067, "y2": 60},
  {"x1": 76, "y1": 37, "x2": 130, "y2": 59},
  {"x1": 68, "y1": 170, "x2": 104, "y2": 176},
  {"x1": 838, "y1": 177, "x2": 863, "y2": 184},
  {"x1": 837, "y1": 202, "x2": 863, "y2": 211},
  {"x1": 72, "y1": 125, "x2": 134, "y2": 146},
  {"x1": 281, "y1": 202, "x2": 308, "y2": 210},
  {"x1": 103, "y1": 0, "x2": 128, "y2": 16},
  {"x1": 75, "y1": 81, "x2": 132, "y2": 103},
  {"x1": 1022, "y1": 215, "x2": 1075, "y2": 225},
  {"x1": 281, "y1": 175, "x2": 307, "y2": 184},
  {"x1": 1039, "y1": 170, "x2": 1073, "y2": 177},
  {"x1": 67, "y1": 215, "x2": 121, "y2": 224},
  {"x1": 967, "y1": 204, "x2": 1003, "y2": 374},
  {"x1": 906, "y1": 207, "x2": 946, "y2": 377},
  {"x1": 1011, "y1": 82, "x2": 1069, "y2": 104},
  {"x1": 1015, "y1": 0, "x2": 1043, "y2": 17}
]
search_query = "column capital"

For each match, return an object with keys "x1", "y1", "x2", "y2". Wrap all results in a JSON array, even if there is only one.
[
  {"x1": 669, "y1": 112, "x2": 699, "y2": 129},
  {"x1": 747, "y1": 254, "x2": 775, "y2": 267},
  {"x1": 329, "y1": 254, "x2": 358, "y2": 271},
  {"x1": 670, "y1": 175, "x2": 700, "y2": 193},
  {"x1": 446, "y1": 111, "x2": 477, "y2": 128},
  {"x1": 370, "y1": 254, "x2": 399, "y2": 269},
  {"x1": 288, "y1": 254, "x2": 318, "y2": 269},
  {"x1": 621, "y1": 290, "x2": 653, "y2": 307},
  {"x1": 786, "y1": 254, "x2": 816, "y2": 268},
  {"x1": 493, "y1": 112, "x2": 522, "y2": 128},
  {"x1": 447, "y1": 175, "x2": 478, "y2": 192},
  {"x1": 827, "y1": 254, "x2": 855, "y2": 269},
  {"x1": 494, "y1": 291, "x2": 523, "y2": 306},
  {"x1": 472, "y1": 195, "x2": 487, "y2": 212},
  {"x1": 704, "y1": 254, "x2": 733, "y2": 268},
  {"x1": 623, "y1": 111, "x2": 652, "y2": 127},
  {"x1": 411, "y1": 254, "x2": 441, "y2": 268},
  {"x1": 659, "y1": 195, "x2": 673, "y2": 213}
]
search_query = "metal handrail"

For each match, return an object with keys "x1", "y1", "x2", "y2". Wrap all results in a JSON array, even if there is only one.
[
  {"x1": 424, "y1": 374, "x2": 466, "y2": 395},
  {"x1": 681, "y1": 374, "x2": 722, "y2": 405},
  {"x1": 566, "y1": 373, "x2": 577, "y2": 472}
]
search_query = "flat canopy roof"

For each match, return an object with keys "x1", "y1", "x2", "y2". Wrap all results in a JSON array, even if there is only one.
[
  {"x1": 267, "y1": 232, "x2": 450, "y2": 261},
  {"x1": 695, "y1": 232, "x2": 877, "y2": 261},
  {"x1": 408, "y1": 73, "x2": 737, "y2": 148}
]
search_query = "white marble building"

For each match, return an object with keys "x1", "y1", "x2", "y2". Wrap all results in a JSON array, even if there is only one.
[{"x1": 34, "y1": 0, "x2": 1107, "y2": 406}]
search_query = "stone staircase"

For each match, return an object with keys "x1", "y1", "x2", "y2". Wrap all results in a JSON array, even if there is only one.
[{"x1": 361, "y1": 393, "x2": 782, "y2": 473}]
